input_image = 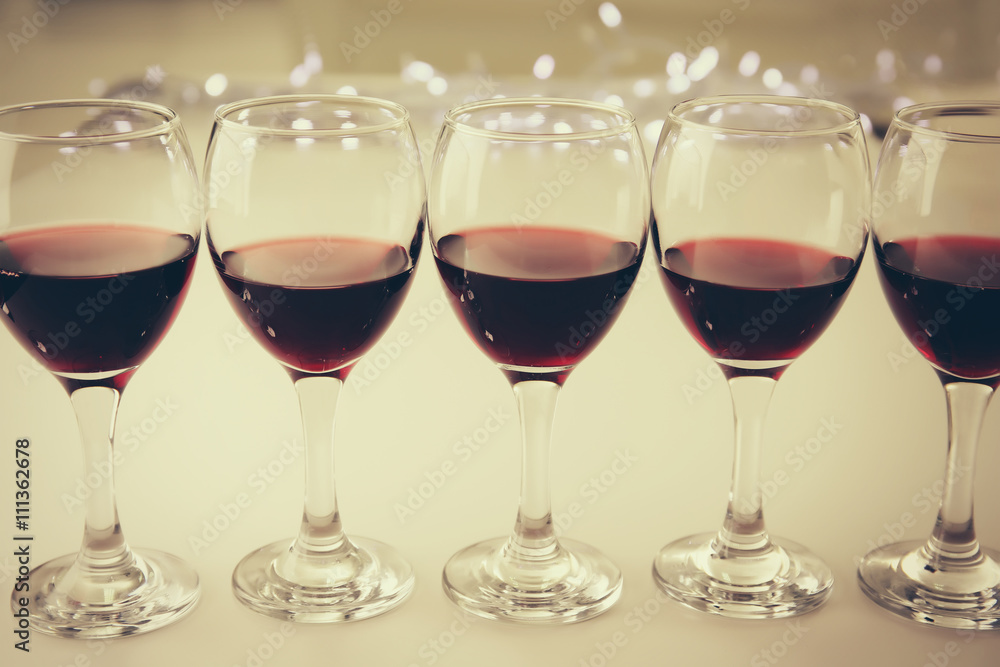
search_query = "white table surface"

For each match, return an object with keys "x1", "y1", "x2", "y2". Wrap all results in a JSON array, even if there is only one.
[{"x1": 1, "y1": 59, "x2": 999, "y2": 667}]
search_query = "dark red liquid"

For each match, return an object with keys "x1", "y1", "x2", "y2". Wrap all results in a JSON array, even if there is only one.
[
  {"x1": 660, "y1": 238, "x2": 859, "y2": 361},
  {"x1": 434, "y1": 226, "x2": 642, "y2": 371},
  {"x1": 875, "y1": 235, "x2": 1000, "y2": 379},
  {"x1": 211, "y1": 236, "x2": 415, "y2": 374},
  {"x1": 0, "y1": 225, "x2": 197, "y2": 375}
]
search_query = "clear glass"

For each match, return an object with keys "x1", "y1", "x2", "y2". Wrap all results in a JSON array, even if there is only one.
[
  {"x1": 428, "y1": 97, "x2": 649, "y2": 623},
  {"x1": 649, "y1": 95, "x2": 870, "y2": 618},
  {"x1": 205, "y1": 94, "x2": 423, "y2": 622},
  {"x1": 0, "y1": 99, "x2": 202, "y2": 637},
  {"x1": 858, "y1": 101, "x2": 1000, "y2": 630}
]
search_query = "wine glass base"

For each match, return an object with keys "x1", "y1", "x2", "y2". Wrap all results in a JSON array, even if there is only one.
[
  {"x1": 442, "y1": 536, "x2": 622, "y2": 624},
  {"x1": 857, "y1": 541, "x2": 1000, "y2": 630},
  {"x1": 653, "y1": 532, "x2": 833, "y2": 619},
  {"x1": 17, "y1": 549, "x2": 199, "y2": 639},
  {"x1": 232, "y1": 537, "x2": 414, "y2": 623}
]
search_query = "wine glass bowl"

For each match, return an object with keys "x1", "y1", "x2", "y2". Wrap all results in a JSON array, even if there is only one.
[
  {"x1": 429, "y1": 98, "x2": 649, "y2": 623},
  {"x1": 649, "y1": 96, "x2": 870, "y2": 618},
  {"x1": 205, "y1": 95, "x2": 423, "y2": 622},
  {"x1": 857, "y1": 101, "x2": 1000, "y2": 630},
  {"x1": 0, "y1": 99, "x2": 201, "y2": 637}
]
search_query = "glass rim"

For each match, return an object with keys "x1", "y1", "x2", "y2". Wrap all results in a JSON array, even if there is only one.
[
  {"x1": 667, "y1": 94, "x2": 862, "y2": 137},
  {"x1": 213, "y1": 93, "x2": 411, "y2": 137},
  {"x1": 892, "y1": 100, "x2": 1000, "y2": 143},
  {"x1": 443, "y1": 96, "x2": 637, "y2": 141},
  {"x1": 0, "y1": 98, "x2": 181, "y2": 145}
]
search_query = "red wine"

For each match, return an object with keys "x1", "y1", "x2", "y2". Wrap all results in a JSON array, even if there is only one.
[
  {"x1": 0, "y1": 225, "x2": 197, "y2": 375},
  {"x1": 211, "y1": 237, "x2": 415, "y2": 374},
  {"x1": 875, "y1": 235, "x2": 1000, "y2": 379},
  {"x1": 660, "y1": 238, "x2": 859, "y2": 361},
  {"x1": 434, "y1": 226, "x2": 642, "y2": 370}
]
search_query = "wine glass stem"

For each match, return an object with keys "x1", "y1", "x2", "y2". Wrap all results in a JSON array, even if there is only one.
[
  {"x1": 507, "y1": 380, "x2": 561, "y2": 562},
  {"x1": 716, "y1": 373, "x2": 777, "y2": 555},
  {"x1": 69, "y1": 385, "x2": 133, "y2": 571},
  {"x1": 291, "y1": 375, "x2": 350, "y2": 558},
  {"x1": 925, "y1": 380, "x2": 992, "y2": 563}
]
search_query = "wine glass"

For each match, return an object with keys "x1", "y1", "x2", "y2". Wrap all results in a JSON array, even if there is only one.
[
  {"x1": 649, "y1": 95, "x2": 870, "y2": 618},
  {"x1": 857, "y1": 101, "x2": 1000, "y2": 630},
  {"x1": 428, "y1": 98, "x2": 649, "y2": 623},
  {"x1": 204, "y1": 94, "x2": 423, "y2": 622},
  {"x1": 0, "y1": 99, "x2": 201, "y2": 637}
]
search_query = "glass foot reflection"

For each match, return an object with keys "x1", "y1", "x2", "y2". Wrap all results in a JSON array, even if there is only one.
[
  {"x1": 858, "y1": 540, "x2": 1000, "y2": 630},
  {"x1": 20, "y1": 548, "x2": 199, "y2": 638},
  {"x1": 442, "y1": 536, "x2": 622, "y2": 624},
  {"x1": 232, "y1": 537, "x2": 414, "y2": 623},
  {"x1": 653, "y1": 532, "x2": 833, "y2": 619}
]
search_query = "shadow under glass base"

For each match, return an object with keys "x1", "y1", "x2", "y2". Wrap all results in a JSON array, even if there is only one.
[
  {"x1": 442, "y1": 536, "x2": 622, "y2": 624},
  {"x1": 857, "y1": 540, "x2": 1000, "y2": 630},
  {"x1": 232, "y1": 536, "x2": 414, "y2": 623},
  {"x1": 18, "y1": 548, "x2": 199, "y2": 638},
  {"x1": 653, "y1": 532, "x2": 833, "y2": 619}
]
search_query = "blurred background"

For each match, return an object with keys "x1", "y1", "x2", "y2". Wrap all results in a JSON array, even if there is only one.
[{"x1": 2, "y1": 0, "x2": 999, "y2": 143}]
